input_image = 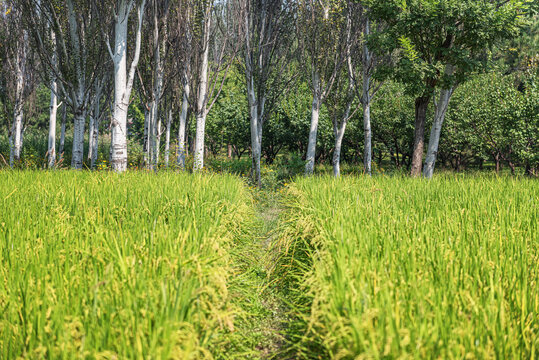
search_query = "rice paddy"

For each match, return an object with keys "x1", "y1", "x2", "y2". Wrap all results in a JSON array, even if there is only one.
[
  {"x1": 0, "y1": 171, "x2": 537, "y2": 359},
  {"x1": 277, "y1": 175, "x2": 538, "y2": 359},
  {"x1": 0, "y1": 171, "x2": 253, "y2": 358}
]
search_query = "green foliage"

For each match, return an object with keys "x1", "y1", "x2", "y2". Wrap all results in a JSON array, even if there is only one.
[
  {"x1": 367, "y1": 0, "x2": 528, "y2": 95},
  {"x1": 207, "y1": 157, "x2": 252, "y2": 176},
  {"x1": 206, "y1": 67, "x2": 250, "y2": 157},
  {"x1": 370, "y1": 81, "x2": 416, "y2": 167},
  {"x1": 277, "y1": 175, "x2": 538, "y2": 358},
  {"x1": 439, "y1": 70, "x2": 539, "y2": 173}
]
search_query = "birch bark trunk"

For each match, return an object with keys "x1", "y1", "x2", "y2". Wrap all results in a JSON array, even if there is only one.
[
  {"x1": 155, "y1": 112, "x2": 162, "y2": 165},
  {"x1": 48, "y1": 83, "x2": 58, "y2": 168},
  {"x1": 423, "y1": 85, "x2": 454, "y2": 178},
  {"x1": 110, "y1": 0, "x2": 146, "y2": 172},
  {"x1": 362, "y1": 101, "x2": 372, "y2": 175},
  {"x1": 48, "y1": 30, "x2": 58, "y2": 169},
  {"x1": 59, "y1": 105, "x2": 66, "y2": 161},
  {"x1": 177, "y1": 77, "x2": 189, "y2": 169},
  {"x1": 164, "y1": 108, "x2": 171, "y2": 167},
  {"x1": 143, "y1": 105, "x2": 150, "y2": 167},
  {"x1": 67, "y1": 0, "x2": 87, "y2": 169},
  {"x1": 362, "y1": 19, "x2": 372, "y2": 175},
  {"x1": 177, "y1": 9, "x2": 191, "y2": 170},
  {"x1": 9, "y1": 33, "x2": 26, "y2": 168},
  {"x1": 150, "y1": 3, "x2": 166, "y2": 170},
  {"x1": 193, "y1": 12, "x2": 211, "y2": 172},
  {"x1": 332, "y1": 108, "x2": 349, "y2": 177},
  {"x1": 149, "y1": 101, "x2": 157, "y2": 168},
  {"x1": 88, "y1": 83, "x2": 102, "y2": 169},
  {"x1": 305, "y1": 70, "x2": 321, "y2": 176},
  {"x1": 244, "y1": 2, "x2": 264, "y2": 187},
  {"x1": 71, "y1": 108, "x2": 86, "y2": 169},
  {"x1": 247, "y1": 80, "x2": 262, "y2": 187}
]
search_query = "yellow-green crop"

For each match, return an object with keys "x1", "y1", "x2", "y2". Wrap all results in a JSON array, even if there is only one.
[
  {"x1": 277, "y1": 175, "x2": 538, "y2": 359},
  {"x1": 0, "y1": 171, "x2": 252, "y2": 359}
]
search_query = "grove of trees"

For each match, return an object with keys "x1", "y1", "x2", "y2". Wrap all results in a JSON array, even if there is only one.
[{"x1": 0, "y1": 0, "x2": 537, "y2": 182}]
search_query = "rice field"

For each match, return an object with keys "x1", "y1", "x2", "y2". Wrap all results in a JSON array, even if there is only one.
[
  {"x1": 1, "y1": 171, "x2": 537, "y2": 359},
  {"x1": 0, "y1": 171, "x2": 253, "y2": 359},
  {"x1": 277, "y1": 175, "x2": 538, "y2": 359}
]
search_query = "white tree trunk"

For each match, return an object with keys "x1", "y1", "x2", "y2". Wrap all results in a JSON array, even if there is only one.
[
  {"x1": 88, "y1": 88, "x2": 101, "y2": 169},
  {"x1": 423, "y1": 86, "x2": 454, "y2": 179},
  {"x1": 143, "y1": 105, "x2": 150, "y2": 167},
  {"x1": 110, "y1": 0, "x2": 146, "y2": 172},
  {"x1": 247, "y1": 79, "x2": 262, "y2": 187},
  {"x1": 194, "y1": 112, "x2": 206, "y2": 171},
  {"x1": 149, "y1": 101, "x2": 157, "y2": 168},
  {"x1": 48, "y1": 31, "x2": 58, "y2": 169},
  {"x1": 48, "y1": 86, "x2": 58, "y2": 169},
  {"x1": 48, "y1": 87, "x2": 58, "y2": 168},
  {"x1": 155, "y1": 112, "x2": 162, "y2": 166},
  {"x1": 111, "y1": 14, "x2": 130, "y2": 172},
  {"x1": 164, "y1": 107, "x2": 171, "y2": 167},
  {"x1": 332, "y1": 105, "x2": 350, "y2": 177},
  {"x1": 87, "y1": 115, "x2": 95, "y2": 165},
  {"x1": 9, "y1": 33, "x2": 26, "y2": 168},
  {"x1": 71, "y1": 109, "x2": 86, "y2": 169},
  {"x1": 67, "y1": 0, "x2": 87, "y2": 170},
  {"x1": 305, "y1": 71, "x2": 321, "y2": 175},
  {"x1": 362, "y1": 18, "x2": 373, "y2": 176},
  {"x1": 362, "y1": 101, "x2": 372, "y2": 175},
  {"x1": 244, "y1": 5, "x2": 263, "y2": 187},
  {"x1": 59, "y1": 105, "x2": 66, "y2": 162},
  {"x1": 332, "y1": 124, "x2": 345, "y2": 177},
  {"x1": 10, "y1": 108, "x2": 23, "y2": 168},
  {"x1": 193, "y1": 11, "x2": 211, "y2": 172},
  {"x1": 150, "y1": 4, "x2": 166, "y2": 170},
  {"x1": 177, "y1": 78, "x2": 189, "y2": 169}
]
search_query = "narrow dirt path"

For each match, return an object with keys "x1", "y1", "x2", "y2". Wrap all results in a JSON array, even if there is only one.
[
  {"x1": 228, "y1": 189, "x2": 290, "y2": 359},
  {"x1": 252, "y1": 190, "x2": 288, "y2": 359}
]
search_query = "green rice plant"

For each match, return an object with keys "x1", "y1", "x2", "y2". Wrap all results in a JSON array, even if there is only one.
[
  {"x1": 0, "y1": 171, "x2": 253, "y2": 359},
  {"x1": 277, "y1": 174, "x2": 538, "y2": 359}
]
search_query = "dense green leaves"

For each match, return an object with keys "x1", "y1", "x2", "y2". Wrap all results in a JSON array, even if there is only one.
[{"x1": 366, "y1": 0, "x2": 527, "y2": 94}]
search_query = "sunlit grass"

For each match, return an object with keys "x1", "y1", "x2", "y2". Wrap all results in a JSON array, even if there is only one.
[
  {"x1": 277, "y1": 174, "x2": 538, "y2": 359},
  {"x1": 0, "y1": 171, "x2": 252, "y2": 358}
]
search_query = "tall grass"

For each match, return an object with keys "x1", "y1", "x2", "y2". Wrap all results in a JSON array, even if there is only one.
[
  {"x1": 0, "y1": 171, "x2": 252, "y2": 358},
  {"x1": 277, "y1": 174, "x2": 538, "y2": 359}
]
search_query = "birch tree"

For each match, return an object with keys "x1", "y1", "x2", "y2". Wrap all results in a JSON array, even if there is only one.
[
  {"x1": 148, "y1": 0, "x2": 169, "y2": 169},
  {"x1": 164, "y1": 104, "x2": 172, "y2": 167},
  {"x1": 9, "y1": 28, "x2": 28, "y2": 167},
  {"x1": 298, "y1": 0, "x2": 349, "y2": 175},
  {"x1": 106, "y1": 0, "x2": 147, "y2": 172},
  {"x1": 366, "y1": 0, "x2": 526, "y2": 177},
  {"x1": 87, "y1": 75, "x2": 109, "y2": 169},
  {"x1": 1, "y1": 4, "x2": 32, "y2": 167},
  {"x1": 191, "y1": 0, "x2": 238, "y2": 171},
  {"x1": 21, "y1": 0, "x2": 106, "y2": 169},
  {"x1": 47, "y1": 28, "x2": 59, "y2": 168},
  {"x1": 352, "y1": 5, "x2": 388, "y2": 176},
  {"x1": 328, "y1": 0, "x2": 377, "y2": 177},
  {"x1": 422, "y1": 65, "x2": 455, "y2": 178},
  {"x1": 167, "y1": 0, "x2": 192, "y2": 169},
  {"x1": 238, "y1": 0, "x2": 295, "y2": 186},
  {"x1": 356, "y1": 15, "x2": 378, "y2": 175}
]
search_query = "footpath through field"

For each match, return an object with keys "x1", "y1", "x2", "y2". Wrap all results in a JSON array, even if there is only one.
[{"x1": 228, "y1": 188, "x2": 292, "y2": 359}]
